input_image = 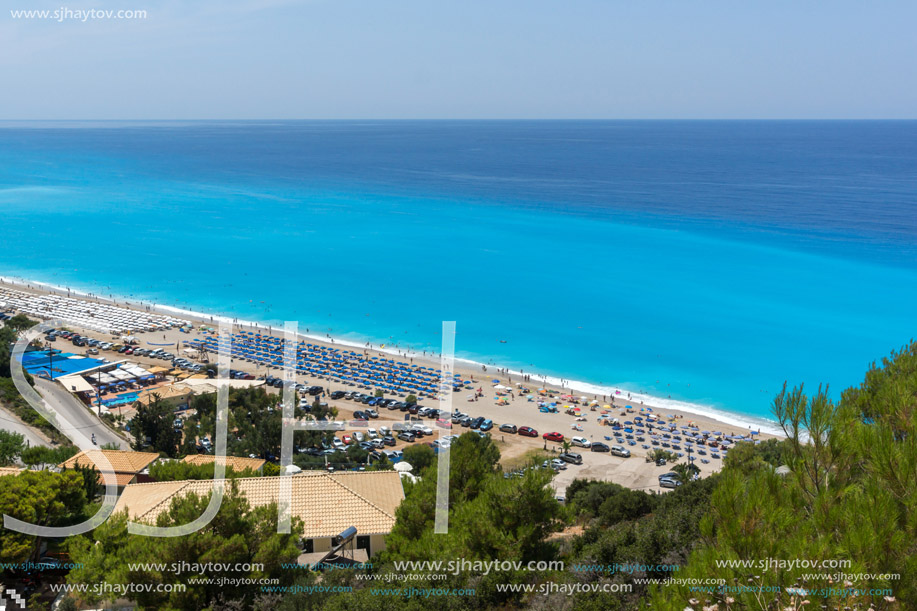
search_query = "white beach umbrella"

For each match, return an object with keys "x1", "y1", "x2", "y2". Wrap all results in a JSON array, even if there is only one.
[{"x1": 394, "y1": 461, "x2": 413, "y2": 472}]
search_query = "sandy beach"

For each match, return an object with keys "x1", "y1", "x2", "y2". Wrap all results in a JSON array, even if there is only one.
[{"x1": 1, "y1": 277, "x2": 780, "y2": 494}]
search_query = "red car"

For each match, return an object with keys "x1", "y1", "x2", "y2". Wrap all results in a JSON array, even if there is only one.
[
  {"x1": 342, "y1": 435, "x2": 352, "y2": 445},
  {"x1": 543, "y1": 432, "x2": 564, "y2": 442},
  {"x1": 518, "y1": 426, "x2": 538, "y2": 437}
]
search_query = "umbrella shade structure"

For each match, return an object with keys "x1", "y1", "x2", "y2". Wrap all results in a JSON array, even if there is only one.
[{"x1": 394, "y1": 461, "x2": 413, "y2": 472}]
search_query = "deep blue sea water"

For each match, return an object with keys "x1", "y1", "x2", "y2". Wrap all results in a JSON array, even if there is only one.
[{"x1": 1, "y1": 121, "x2": 915, "y2": 429}]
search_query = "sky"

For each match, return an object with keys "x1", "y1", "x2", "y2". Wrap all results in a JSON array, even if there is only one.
[{"x1": 0, "y1": 0, "x2": 915, "y2": 119}]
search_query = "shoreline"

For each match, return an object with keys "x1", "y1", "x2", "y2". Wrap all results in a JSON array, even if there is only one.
[{"x1": 0, "y1": 273, "x2": 785, "y2": 437}]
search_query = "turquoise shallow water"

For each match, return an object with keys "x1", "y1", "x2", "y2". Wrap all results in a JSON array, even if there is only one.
[{"x1": 1, "y1": 121, "x2": 915, "y2": 428}]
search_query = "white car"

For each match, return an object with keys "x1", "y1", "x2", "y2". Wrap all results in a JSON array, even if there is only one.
[
  {"x1": 412, "y1": 424, "x2": 434, "y2": 435},
  {"x1": 332, "y1": 438, "x2": 344, "y2": 448},
  {"x1": 571, "y1": 436, "x2": 591, "y2": 448},
  {"x1": 367, "y1": 428, "x2": 378, "y2": 439},
  {"x1": 354, "y1": 431, "x2": 365, "y2": 442},
  {"x1": 380, "y1": 426, "x2": 390, "y2": 436}
]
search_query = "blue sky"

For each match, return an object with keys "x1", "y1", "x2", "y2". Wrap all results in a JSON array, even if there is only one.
[{"x1": 1, "y1": 0, "x2": 915, "y2": 119}]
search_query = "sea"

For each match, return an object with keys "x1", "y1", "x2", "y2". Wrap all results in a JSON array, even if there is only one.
[{"x1": 1, "y1": 120, "x2": 915, "y2": 432}]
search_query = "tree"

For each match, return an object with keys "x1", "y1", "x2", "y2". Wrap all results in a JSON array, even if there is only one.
[
  {"x1": 377, "y1": 431, "x2": 564, "y2": 609},
  {"x1": 670, "y1": 462, "x2": 699, "y2": 483},
  {"x1": 568, "y1": 480, "x2": 659, "y2": 526},
  {"x1": 0, "y1": 429, "x2": 25, "y2": 466},
  {"x1": 66, "y1": 480, "x2": 304, "y2": 609},
  {"x1": 405, "y1": 394, "x2": 417, "y2": 405},
  {"x1": 129, "y1": 395, "x2": 181, "y2": 457},
  {"x1": 645, "y1": 448, "x2": 678, "y2": 463},
  {"x1": 0, "y1": 470, "x2": 87, "y2": 562},
  {"x1": 402, "y1": 443, "x2": 435, "y2": 473},
  {"x1": 57, "y1": 597, "x2": 78, "y2": 611},
  {"x1": 72, "y1": 463, "x2": 103, "y2": 501},
  {"x1": 149, "y1": 460, "x2": 257, "y2": 481},
  {"x1": 21, "y1": 444, "x2": 79, "y2": 468},
  {"x1": 5, "y1": 314, "x2": 36, "y2": 334},
  {"x1": 648, "y1": 342, "x2": 917, "y2": 610}
]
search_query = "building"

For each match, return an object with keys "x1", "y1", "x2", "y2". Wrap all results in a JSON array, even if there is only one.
[
  {"x1": 59, "y1": 449, "x2": 162, "y2": 492},
  {"x1": 114, "y1": 471, "x2": 404, "y2": 559},
  {"x1": 136, "y1": 384, "x2": 195, "y2": 411},
  {"x1": 180, "y1": 454, "x2": 266, "y2": 473}
]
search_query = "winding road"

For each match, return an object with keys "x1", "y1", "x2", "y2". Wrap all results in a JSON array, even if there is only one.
[{"x1": 32, "y1": 378, "x2": 131, "y2": 450}]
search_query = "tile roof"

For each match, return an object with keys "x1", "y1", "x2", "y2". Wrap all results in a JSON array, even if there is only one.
[
  {"x1": 181, "y1": 454, "x2": 266, "y2": 472},
  {"x1": 96, "y1": 472, "x2": 138, "y2": 487},
  {"x1": 59, "y1": 450, "x2": 161, "y2": 473},
  {"x1": 114, "y1": 471, "x2": 405, "y2": 538},
  {"x1": 0, "y1": 467, "x2": 23, "y2": 477}
]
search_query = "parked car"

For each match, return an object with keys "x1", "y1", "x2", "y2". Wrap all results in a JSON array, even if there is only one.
[
  {"x1": 518, "y1": 426, "x2": 538, "y2": 437},
  {"x1": 590, "y1": 442, "x2": 610, "y2": 452},
  {"x1": 470, "y1": 416, "x2": 485, "y2": 430},
  {"x1": 479, "y1": 419, "x2": 493, "y2": 431},
  {"x1": 559, "y1": 452, "x2": 583, "y2": 465},
  {"x1": 610, "y1": 445, "x2": 631, "y2": 458},
  {"x1": 499, "y1": 423, "x2": 517, "y2": 434},
  {"x1": 435, "y1": 418, "x2": 452, "y2": 428},
  {"x1": 659, "y1": 472, "x2": 682, "y2": 488},
  {"x1": 397, "y1": 431, "x2": 416, "y2": 442},
  {"x1": 382, "y1": 436, "x2": 396, "y2": 446},
  {"x1": 571, "y1": 436, "x2": 591, "y2": 448},
  {"x1": 543, "y1": 431, "x2": 564, "y2": 442}
]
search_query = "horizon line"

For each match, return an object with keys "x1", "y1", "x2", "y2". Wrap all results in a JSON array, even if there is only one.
[{"x1": 1, "y1": 118, "x2": 916, "y2": 123}]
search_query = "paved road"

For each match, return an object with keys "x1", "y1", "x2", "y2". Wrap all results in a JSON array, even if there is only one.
[
  {"x1": 0, "y1": 404, "x2": 52, "y2": 449},
  {"x1": 33, "y1": 378, "x2": 131, "y2": 450}
]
